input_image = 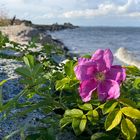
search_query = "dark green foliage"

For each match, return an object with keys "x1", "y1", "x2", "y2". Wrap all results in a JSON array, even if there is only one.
[
  {"x1": 1, "y1": 34, "x2": 140, "y2": 140},
  {"x1": 0, "y1": 31, "x2": 9, "y2": 47}
]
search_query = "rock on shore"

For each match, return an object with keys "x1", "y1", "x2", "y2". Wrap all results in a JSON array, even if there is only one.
[
  {"x1": 0, "y1": 23, "x2": 60, "y2": 45},
  {"x1": 33, "y1": 22, "x2": 79, "y2": 31},
  {"x1": 1, "y1": 18, "x2": 79, "y2": 31}
]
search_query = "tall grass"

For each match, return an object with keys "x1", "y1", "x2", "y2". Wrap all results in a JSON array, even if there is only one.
[{"x1": 0, "y1": 6, "x2": 10, "y2": 26}]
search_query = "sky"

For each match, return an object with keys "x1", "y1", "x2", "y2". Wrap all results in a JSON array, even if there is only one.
[{"x1": 0, "y1": 0, "x2": 140, "y2": 26}]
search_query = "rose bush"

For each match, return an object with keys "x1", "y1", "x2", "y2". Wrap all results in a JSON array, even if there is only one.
[{"x1": 0, "y1": 46, "x2": 140, "y2": 140}]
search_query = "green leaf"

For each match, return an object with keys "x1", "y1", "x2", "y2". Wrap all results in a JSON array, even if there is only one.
[
  {"x1": 121, "y1": 118, "x2": 137, "y2": 140},
  {"x1": 16, "y1": 67, "x2": 31, "y2": 78},
  {"x1": 119, "y1": 98, "x2": 137, "y2": 108},
  {"x1": 20, "y1": 129, "x2": 25, "y2": 140},
  {"x1": 79, "y1": 115, "x2": 87, "y2": 132},
  {"x1": 91, "y1": 99, "x2": 100, "y2": 106},
  {"x1": 133, "y1": 78, "x2": 140, "y2": 89},
  {"x1": 64, "y1": 60, "x2": 75, "y2": 78},
  {"x1": 45, "y1": 44, "x2": 52, "y2": 55},
  {"x1": 125, "y1": 65, "x2": 140, "y2": 76},
  {"x1": 52, "y1": 72, "x2": 64, "y2": 80},
  {"x1": 23, "y1": 55, "x2": 35, "y2": 68},
  {"x1": 91, "y1": 132, "x2": 116, "y2": 140},
  {"x1": 1, "y1": 89, "x2": 27, "y2": 112},
  {"x1": 87, "y1": 110, "x2": 99, "y2": 125},
  {"x1": 64, "y1": 109, "x2": 83, "y2": 118},
  {"x1": 45, "y1": 127, "x2": 56, "y2": 140},
  {"x1": 15, "y1": 101, "x2": 48, "y2": 117},
  {"x1": 3, "y1": 130, "x2": 20, "y2": 140},
  {"x1": 60, "y1": 117, "x2": 72, "y2": 128},
  {"x1": 121, "y1": 107, "x2": 140, "y2": 119},
  {"x1": 78, "y1": 103, "x2": 93, "y2": 111},
  {"x1": 105, "y1": 110, "x2": 122, "y2": 131},
  {"x1": 102, "y1": 100, "x2": 118, "y2": 114},
  {"x1": 0, "y1": 79, "x2": 7, "y2": 86},
  {"x1": 32, "y1": 64, "x2": 43, "y2": 76},
  {"x1": 55, "y1": 77, "x2": 70, "y2": 90},
  {"x1": 72, "y1": 118, "x2": 81, "y2": 135},
  {"x1": 82, "y1": 54, "x2": 91, "y2": 59},
  {"x1": 0, "y1": 86, "x2": 3, "y2": 108}
]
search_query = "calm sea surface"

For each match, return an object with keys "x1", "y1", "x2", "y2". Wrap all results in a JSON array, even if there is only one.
[{"x1": 50, "y1": 27, "x2": 140, "y2": 65}]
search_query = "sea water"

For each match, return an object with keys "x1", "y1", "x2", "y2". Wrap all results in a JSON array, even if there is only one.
[{"x1": 50, "y1": 27, "x2": 140, "y2": 67}]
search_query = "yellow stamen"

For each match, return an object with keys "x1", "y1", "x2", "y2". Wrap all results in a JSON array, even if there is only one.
[{"x1": 95, "y1": 72, "x2": 105, "y2": 81}]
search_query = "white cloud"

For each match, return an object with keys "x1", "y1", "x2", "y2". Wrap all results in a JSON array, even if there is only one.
[
  {"x1": 62, "y1": 3, "x2": 116, "y2": 18},
  {"x1": 62, "y1": 3, "x2": 118, "y2": 18},
  {"x1": 118, "y1": 0, "x2": 133, "y2": 13},
  {"x1": 118, "y1": 0, "x2": 140, "y2": 13},
  {"x1": 128, "y1": 12, "x2": 140, "y2": 17},
  {"x1": 62, "y1": 0, "x2": 140, "y2": 18}
]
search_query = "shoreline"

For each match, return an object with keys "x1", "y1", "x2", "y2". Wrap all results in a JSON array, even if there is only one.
[
  {"x1": 0, "y1": 24, "x2": 81, "y2": 65},
  {"x1": 0, "y1": 23, "x2": 77, "y2": 58}
]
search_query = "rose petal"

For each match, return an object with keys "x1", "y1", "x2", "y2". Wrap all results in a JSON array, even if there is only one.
[
  {"x1": 92, "y1": 49, "x2": 105, "y2": 71},
  {"x1": 106, "y1": 65, "x2": 126, "y2": 84},
  {"x1": 97, "y1": 79, "x2": 120, "y2": 101},
  {"x1": 79, "y1": 79, "x2": 98, "y2": 102},
  {"x1": 103, "y1": 49, "x2": 113, "y2": 69},
  {"x1": 92, "y1": 49, "x2": 104, "y2": 60},
  {"x1": 92, "y1": 49, "x2": 113, "y2": 71},
  {"x1": 74, "y1": 58, "x2": 97, "y2": 81}
]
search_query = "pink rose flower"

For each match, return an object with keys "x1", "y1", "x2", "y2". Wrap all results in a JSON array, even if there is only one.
[{"x1": 74, "y1": 49, "x2": 126, "y2": 102}]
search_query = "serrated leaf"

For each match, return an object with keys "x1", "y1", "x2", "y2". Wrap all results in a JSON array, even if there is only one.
[
  {"x1": 60, "y1": 117, "x2": 72, "y2": 128},
  {"x1": 16, "y1": 67, "x2": 31, "y2": 78},
  {"x1": 64, "y1": 60, "x2": 75, "y2": 78},
  {"x1": 55, "y1": 77, "x2": 70, "y2": 91},
  {"x1": 78, "y1": 103, "x2": 93, "y2": 111},
  {"x1": 121, "y1": 118, "x2": 137, "y2": 140},
  {"x1": 125, "y1": 65, "x2": 140, "y2": 76},
  {"x1": 91, "y1": 99, "x2": 100, "y2": 106},
  {"x1": 16, "y1": 101, "x2": 47, "y2": 117},
  {"x1": 87, "y1": 110, "x2": 99, "y2": 125},
  {"x1": 103, "y1": 100, "x2": 118, "y2": 114},
  {"x1": 52, "y1": 72, "x2": 64, "y2": 80},
  {"x1": 64, "y1": 109, "x2": 83, "y2": 118},
  {"x1": 79, "y1": 115, "x2": 87, "y2": 132},
  {"x1": 32, "y1": 64, "x2": 43, "y2": 76},
  {"x1": 105, "y1": 110, "x2": 122, "y2": 131},
  {"x1": 121, "y1": 107, "x2": 140, "y2": 119},
  {"x1": 119, "y1": 98, "x2": 137, "y2": 108},
  {"x1": 133, "y1": 78, "x2": 140, "y2": 89},
  {"x1": 72, "y1": 118, "x2": 81, "y2": 135},
  {"x1": 23, "y1": 55, "x2": 34, "y2": 68}
]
